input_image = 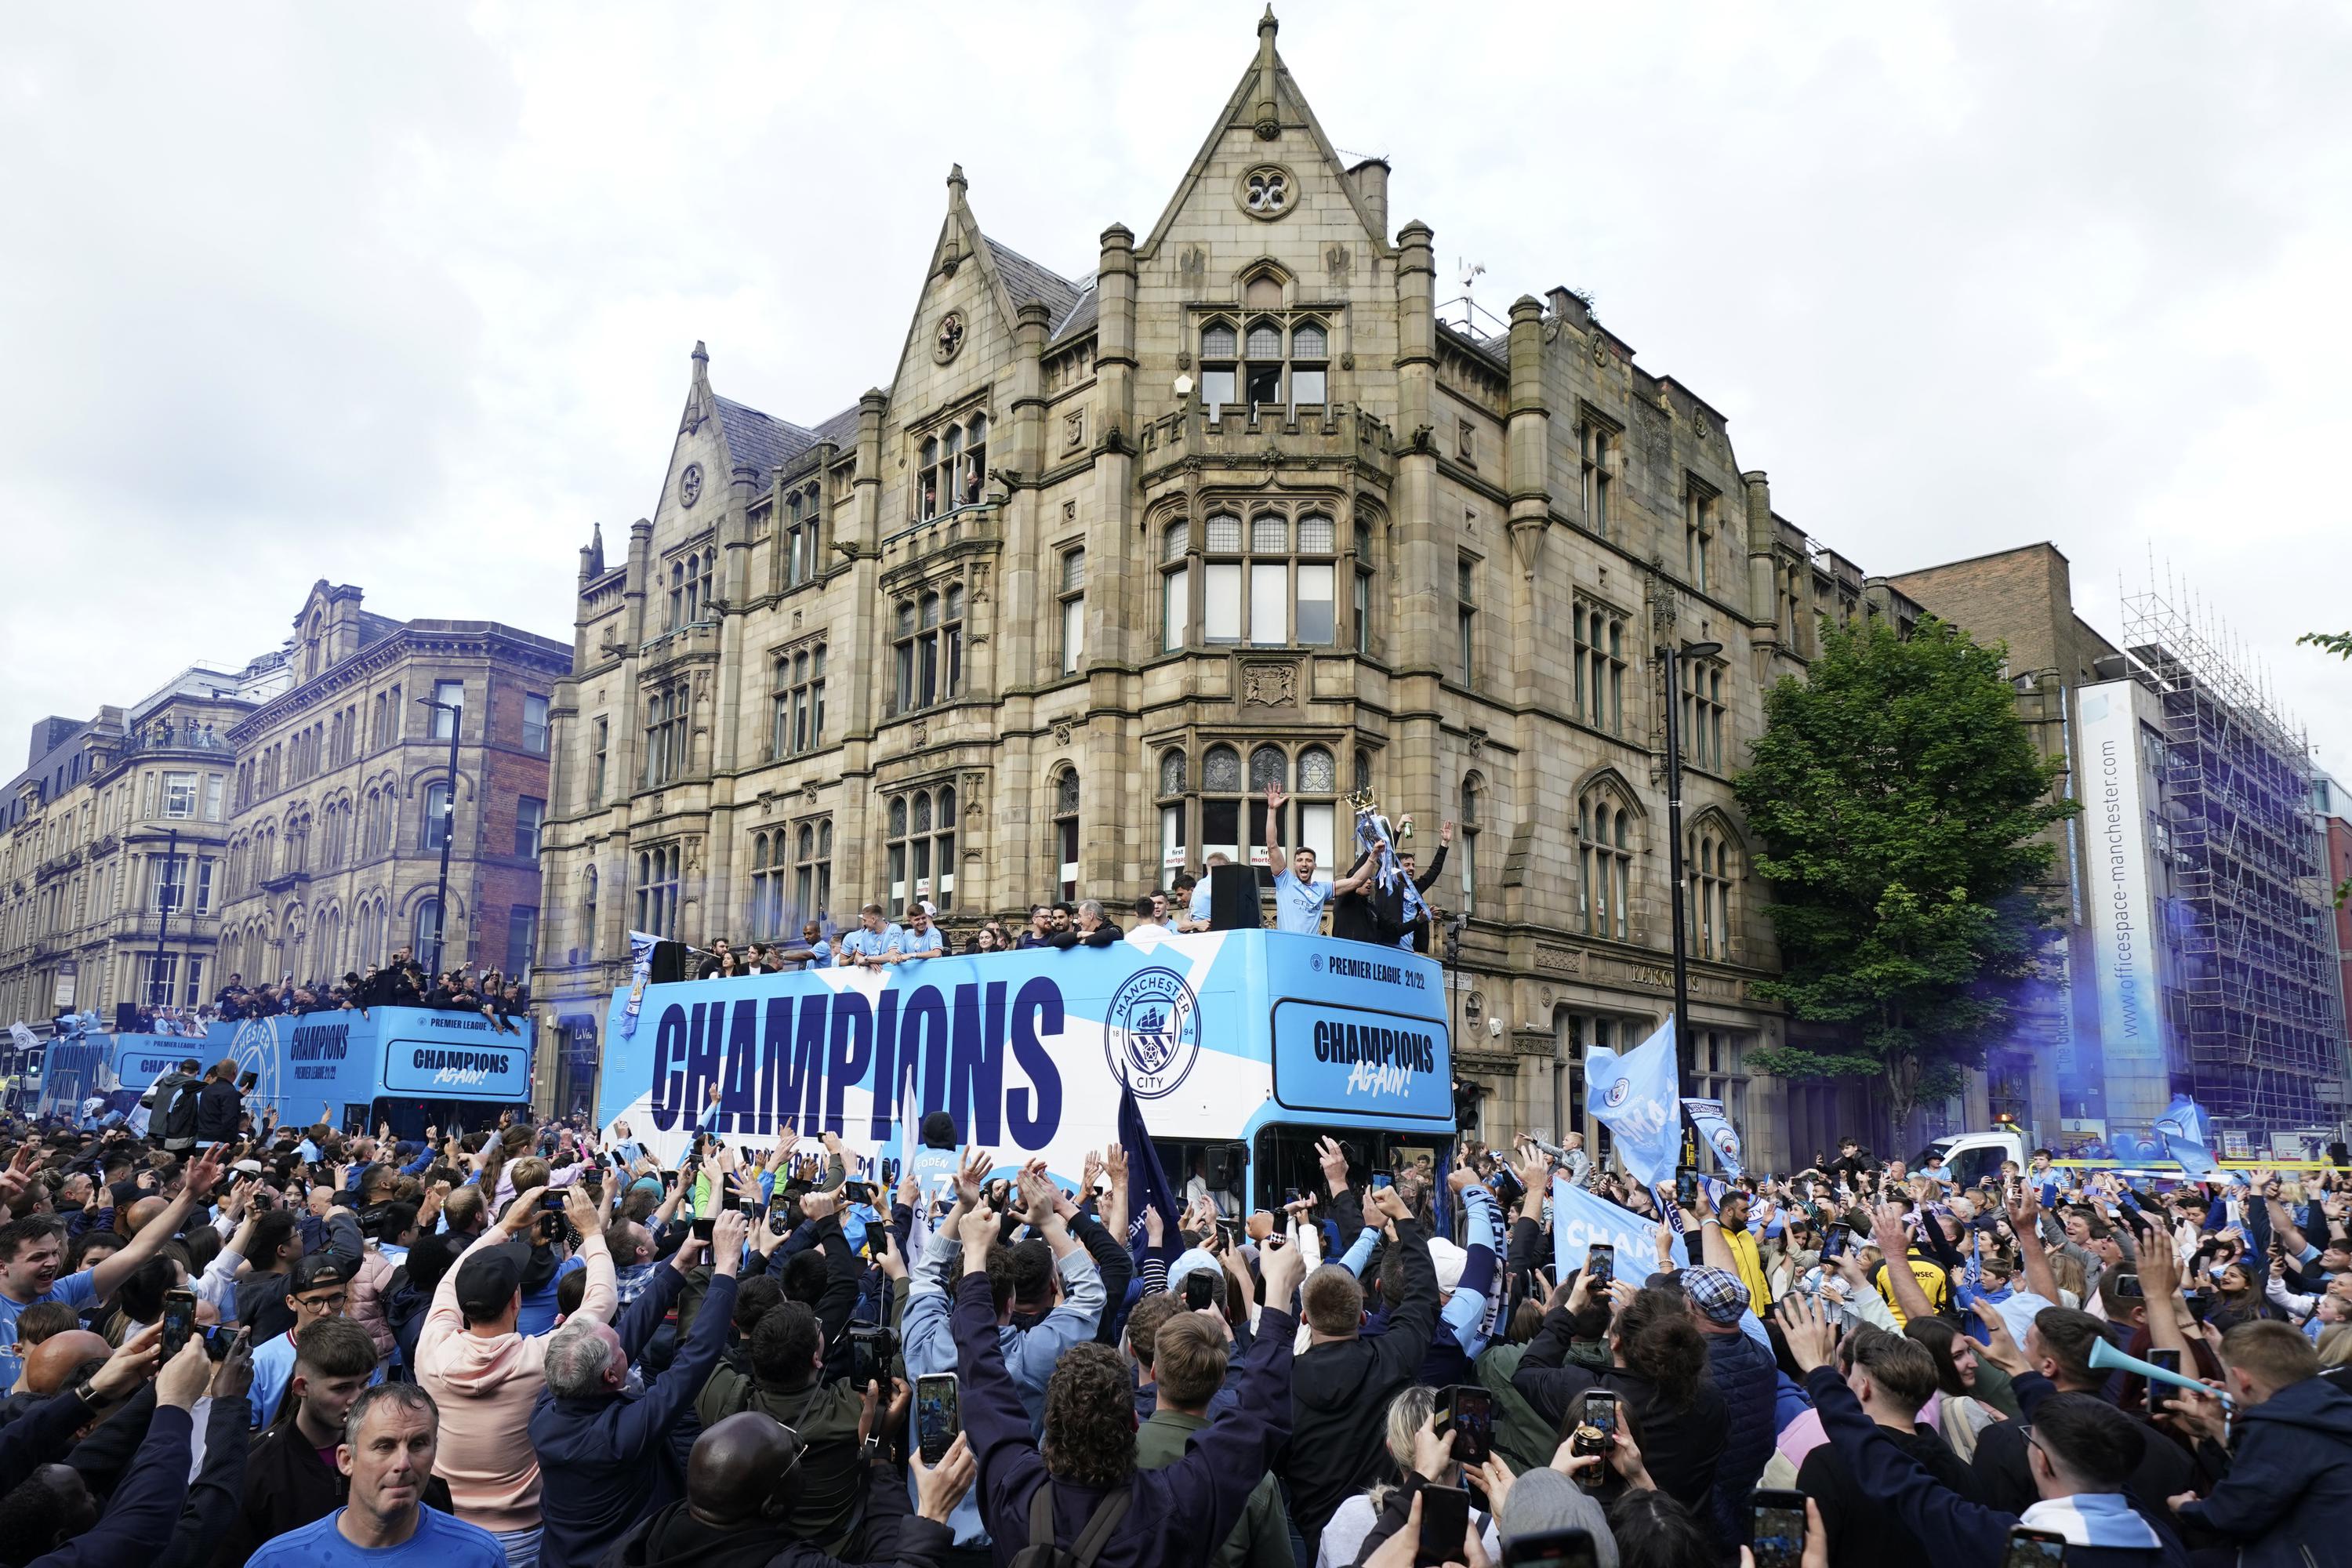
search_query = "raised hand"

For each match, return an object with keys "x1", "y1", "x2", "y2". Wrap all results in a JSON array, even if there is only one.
[
  {"x1": 1316, "y1": 1136, "x2": 1350, "y2": 1195},
  {"x1": 1776, "y1": 1292, "x2": 1837, "y2": 1375},
  {"x1": 953, "y1": 1147, "x2": 989, "y2": 1209},
  {"x1": 956, "y1": 1203, "x2": 1000, "y2": 1259},
  {"x1": 709, "y1": 1208, "x2": 753, "y2": 1276}
]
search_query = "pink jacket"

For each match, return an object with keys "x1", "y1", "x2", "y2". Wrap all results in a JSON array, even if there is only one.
[
  {"x1": 347, "y1": 1243, "x2": 397, "y2": 1362},
  {"x1": 416, "y1": 1229, "x2": 615, "y2": 1532}
]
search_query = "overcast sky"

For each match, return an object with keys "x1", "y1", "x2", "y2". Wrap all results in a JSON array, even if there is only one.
[{"x1": 5, "y1": 2, "x2": 2348, "y2": 781}]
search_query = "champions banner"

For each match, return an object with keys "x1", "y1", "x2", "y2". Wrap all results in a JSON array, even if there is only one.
[{"x1": 1552, "y1": 1176, "x2": 1689, "y2": 1279}]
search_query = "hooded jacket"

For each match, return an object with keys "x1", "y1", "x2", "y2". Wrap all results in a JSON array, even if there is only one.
[
  {"x1": 2174, "y1": 1373, "x2": 2352, "y2": 1568},
  {"x1": 152, "y1": 1070, "x2": 204, "y2": 1149},
  {"x1": 194, "y1": 1077, "x2": 243, "y2": 1142},
  {"x1": 1287, "y1": 1220, "x2": 1442, "y2": 1549},
  {"x1": 417, "y1": 1226, "x2": 617, "y2": 1533},
  {"x1": 1509, "y1": 1306, "x2": 1728, "y2": 1517}
]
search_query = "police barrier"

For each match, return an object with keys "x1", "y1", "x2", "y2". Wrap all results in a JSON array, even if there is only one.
[{"x1": 598, "y1": 928, "x2": 1456, "y2": 1191}]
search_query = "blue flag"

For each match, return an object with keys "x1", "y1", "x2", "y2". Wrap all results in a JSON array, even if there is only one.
[
  {"x1": 1117, "y1": 1080, "x2": 1182, "y2": 1250},
  {"x1": 1552, "y1": 1177, "x2": 1687, "y2": 1279},
  {"x1": 1432, "y1": 1139, "x2": 1456, "y2": 1243},
  {"x1": 2153, "y1": 1094, "x2": 2232, "y2": 1184},
  {"x1": 1682, "y1": 1096, "x2": 1744, "y2": 1178},
  {"x1": 1586, "y1": 1014, "x2": 1682, "y2": 1192},
  {"x1": 619, "y1": 931, "x2": 659, "y2": 1039}
]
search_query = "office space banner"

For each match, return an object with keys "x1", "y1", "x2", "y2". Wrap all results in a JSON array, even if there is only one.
[{"x1": 2076, "y1": 683, "x2": 2165, "y2": 1075}]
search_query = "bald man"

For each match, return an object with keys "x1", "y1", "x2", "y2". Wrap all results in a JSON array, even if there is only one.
[
  {"x1": 598, "y1": 1411, "x2": 975, "y2": 1566},
  {"x1": 21, "y1": 1330, "x2": 112, "y2": 1396}
]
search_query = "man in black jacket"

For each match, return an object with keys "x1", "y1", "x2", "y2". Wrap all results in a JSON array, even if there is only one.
[
  {"x1": 192, "y1": 1066, "x2": 243, "y2": 1150},
  {"x1": 532, "y1": 1210, "x2": 746, "y2": 1568},
  {"x1": 1286, "y1": 1181, "x2": 1440, "y2": 1556},
  {"x1": 1970, "y1": 1308, "x2": 2193, "y2": 1520},
  {"x1": 149, "y1": 1063, "x2": 205, "y2": 1159},
  {"x1": 214, "y1": 1319, "x2": 446, "y2": 1565},
  {"x1": 1796, "y1": 1325, "x2": 1980, "y2": 1568}
]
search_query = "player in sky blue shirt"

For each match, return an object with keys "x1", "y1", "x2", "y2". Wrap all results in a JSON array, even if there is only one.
[
  {"x1": 839, "y1": 905, "x2": 903, "y2": 967},
  {"x1": 1263, "y1": 782, "x2": 1374, "y2": 935},
  {"x1": 246, "y1": 1384, "x2": 505, "y2": 1567},
  {"x1": 894, "y1": 906, "x2": 946, "y2": 960}
]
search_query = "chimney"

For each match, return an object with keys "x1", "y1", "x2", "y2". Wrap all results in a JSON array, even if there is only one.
[{"x1": 1347, "y1": 158, "x2": 1390, "y2": 246}]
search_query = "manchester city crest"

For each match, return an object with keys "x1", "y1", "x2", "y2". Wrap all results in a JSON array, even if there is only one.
[{"x1": 1104, "y1": 967, "x2": 1202, "y2": 1099}]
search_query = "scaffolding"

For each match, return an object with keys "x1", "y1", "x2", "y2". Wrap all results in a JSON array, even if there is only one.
[{"x1": 2123, "y1": 585, "x2": 2347, "y2": 1138}]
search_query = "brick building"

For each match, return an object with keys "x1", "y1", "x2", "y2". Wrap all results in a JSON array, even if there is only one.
[
  {"x1": 532, "y1": 13, "x2": 1973, "y2": 1160},
  {"x1": 214, "y1": 583, "x2": 571, "y2": 996},
  {"x1": 0, "y1": 658, "x2": 284, "y2": 1030}
]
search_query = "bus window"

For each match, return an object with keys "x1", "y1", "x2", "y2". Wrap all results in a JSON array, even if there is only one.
[
  {"x1": 1158, "y1": 1140, "x2": 1247, "y2": 1218},
  {"x1": 1251, "y1": 1125, "x2": 1437, "y2": 1214}
]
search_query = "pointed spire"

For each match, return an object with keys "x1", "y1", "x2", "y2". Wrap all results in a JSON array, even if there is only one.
[
  {"x1": 947, "y1": 162, "x2": 967, "y2": 201},
  {"x1": 587, "y1": 521, "x2": 606, "y2": 578},
  {"x1": 691, "y1": 339, "x2": 708, "y2": 363},
  {"x1": 682, "y1": 341, "x2": 715, "y2": 434},
  {"x1": 1253, "y1": 6, "x2": 1281, "y2": 139}
]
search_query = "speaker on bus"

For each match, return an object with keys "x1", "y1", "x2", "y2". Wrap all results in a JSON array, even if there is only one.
[
  {"x1": 1207, "y1": 863, "x2": 1260, "y2": 931},
  {"x1": 649, "y1": 941, "x2": 688, "y2": 985},
  {"x1": 115, "y1": 1003, "x2": 140, "y2": 1033}
]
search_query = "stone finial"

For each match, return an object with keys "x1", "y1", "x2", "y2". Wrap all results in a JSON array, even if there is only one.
[
  {"x1": 1259, "y1": 4, "x2": 1279, "y2": 38},
  {"x1": 691, "y1": 340, "x2": 708, "y2": 362},
  {"x1": 947, "y1": 163, "x2": 967, "y2": 197}
]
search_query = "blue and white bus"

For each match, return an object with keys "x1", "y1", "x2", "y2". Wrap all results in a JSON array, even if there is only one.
[
  {"x1": 596, "y1": 928, "x2": 1457, "y2": 1209},
  {"x1": 101, "y1": 1008, "x2": 535, "y2": 1134}
]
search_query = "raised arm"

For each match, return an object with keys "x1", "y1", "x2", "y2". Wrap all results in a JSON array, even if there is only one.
[
  {"x1": 91, "y1": 1146, "x2": 226, "y2": 1300},
  {"x1": 1263, "y1": 782, "x2": 1290, "y2": 874}
]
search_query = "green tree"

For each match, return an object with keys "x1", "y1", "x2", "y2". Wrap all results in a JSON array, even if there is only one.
[
  {"x1": 2300, "y1": 630, "x2": 2352, "y2": 906},
  {"x1": 1733, "y1": 615, "x2": 2074, "y2": 1123}
]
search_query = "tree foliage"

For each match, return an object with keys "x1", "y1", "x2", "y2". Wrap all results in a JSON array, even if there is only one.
[
  {"x1": 1732, "y1": 615, "x2": 2074, "y2": 1122},
  {"x1": 2297, "y1": 630, "x2": 2352, "y2": 662}
]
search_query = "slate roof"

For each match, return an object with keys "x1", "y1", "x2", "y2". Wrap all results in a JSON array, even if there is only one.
[
  {"x1": 715, "y1": 395, "x2": 818, "y2": 477},
  {"x1": 985, "y1": 238, "x2": 1084, "y2": 324},
  {"x1": 1050, "y1": 283, "x2": 1099, "y2": 347},
  {"x1": 809, "y1": 405, "x2": 862, "y2": 446}
]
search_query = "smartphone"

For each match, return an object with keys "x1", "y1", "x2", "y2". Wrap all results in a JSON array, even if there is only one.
[
  {"x1": 1820, "y1": 1225, "x2": 1846, "y2": 1261},
  {"x1": 1184, "y1": 1270, "x2": 1220, "y2": 1312},
  {"x1": 1675, "y1": 1168, "x2": 1699, "y2": 1209},
  {"x1": 692, "y1": 1215, "x2": 715, "y2": 1243},
  {"x1": 2004, "y1": 1526, "x2": 2067, "y2": 1567},
  {"x1": 915, "y1": 1373, "x2": 960, "y2": 1465},
  {"x1": 160, "y1": 1287, "x2": 198, "y2": 1359},
  {"x1": 1448, "y1": 1385, "x2": 1494, "y2": 1465},
  {"x1": 2145, "y1": 1348, "x2": 2180, "y2": 1414},
  {"x1": 1750, "y1": 1488, "x2": 1808, "y2": 1568},
  {"x1": 1501, "y1": 1529, "x2": 1599, "y2": 1568},
  {"x1": 1372, "y1": 1174, "x2": 1394, "y2": 1190},
  {"x1": 1569, "y1": 1390, "x2": 1618, "y2": 1492},
  {"x1": 849, "y1": 1326, "x2": 895, "y2": 1392},
  {"x1": 1415, "y1": 1483, "x2": 1471, "y2": 1568},
  {"x1": 2113, "y1": 1272, "x2": 2143, "y2": 1299},
  {"x1": 542, "y1": 1191, "x2": 568, "y2": 1211},
  {"x1": 1584, "y1": 1243, "x2": 1613, "y2": 1294}
]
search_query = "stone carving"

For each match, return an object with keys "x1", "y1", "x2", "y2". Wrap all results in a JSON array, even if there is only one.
[
  {"x1": 1240, "y1": 661, "x2": 1298, "y2": 707},
  {"x1": 1179, "y1": 246, "x2": 1207, "y2": 296},
  {"x1": 935, "y1": 312, "x2": 965, "y2": 362},
  {"x1": 1053, "y1": 722, "x2": 1073, "y2": 746},
  {"x1": 1065, "y1": 410, "x2": 1085, "y2": 450},
  {"x1": 1062, "y1": 499, "x2": 1077, "y2": 522},
  {"x1": 911, "y1": 721, "x2": 928, "y2": 749},
  {"x1": 1324, "y1": 242, "x2": 1349, "y2": 280},
  {"x1": 1534, "y1": 945, "x2": 1584, "y2": 976},
  {"x1": 1238, "y1": 165, "x2": 1294, "y2": 220}
]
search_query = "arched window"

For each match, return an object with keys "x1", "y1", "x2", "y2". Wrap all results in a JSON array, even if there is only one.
[
  {"x1": 422, "y1": 782, "x2": 451, "y2": 851},
  {"x1": 698, "y1": 550, "x2": 715, "y2": 620},
  {"x1": 1458, "y1": 775, "x2": 1481, "y2": 916},
  {"x1": 1161, "y1": 520, "x2": 1191, "y2": 652},
  {"x1": 1199, "y1": 505, "x2": 1336, "y2": 647},
  {"x1": 917, "y1": 414, "x2": 989, "y2": 520},
  {"x1": 1692, "y1": 825, "x2": 1733, "y2": 960},
  {"x1": 1200, "y1": 321, "x2": 1238, "y2": 409},
  {"x1": 1682, "y1": 657, "x2": 1727, "y2": 773},
  {"x1": 413, "y1": 897, "x2": 444, "y2": 965},
  {"x1": 1053, "y1": 770, "x2": 1080, "y2": 902},
  {"x1": 581, "y1": 866, "x2": 599, "y2": 957},
  {"x1": 1200, "y1": 742, "x2": 1244, "y2": 869},
  {"x1": 1354, "y1": 747, "x2": 1374, "y2": 795},
  {"x1": 634, "y1": 844, "x2": 680, "y2": 938},
  {"x1": 1058, "y1": 547, "x2": 1086, "y2": 676},
  {"x1": 1577, "y1": 788, "x2": 1633, "y2": 940},
  {"x1": 892, "y1": 586, "x2": 964, "y2": 713},
  {"x1": 796, "y1": 820, "x2": 833, "y2": 927},
  {"x1": 667, "y1": 559, "x2": 685, "y2": 630},
  {"x1": 885, "y1": 786, "x2": 957, "y2": 912},
  {"x1": 1291, "y1": 321, "x2": 1329, "y2": 404},
  {"x1": 1156, "y1": 750, "x2": 1188, "y2": 884},
  {"x1": 749, "y1": 832, "x2": 781, "y2": 939}
]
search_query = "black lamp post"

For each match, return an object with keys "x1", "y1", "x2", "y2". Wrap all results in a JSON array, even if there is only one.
[
  {"x1": 148, "y1": 826, "x2": 181, "y2": 1008},
  {"x1": 1657, "y1": 638, "x2": 1722, "y2": 1116},
  {"x1": 416, "y1": 695, "x2": 463, "y2": 978}
]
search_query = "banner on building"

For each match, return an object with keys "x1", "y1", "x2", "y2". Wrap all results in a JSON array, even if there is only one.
[
  {"x1": 1585, "y1": 1014, "x2": 1681, "y2": 1190},
  {"x1": 2075, "y1": 684, "x2": 2167, "y2": 1083}
]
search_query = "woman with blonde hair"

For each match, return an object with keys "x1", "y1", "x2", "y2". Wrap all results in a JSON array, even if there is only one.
[{"x1": 1314, "y1": 1384, "x2": 1502, "y2": 1568}]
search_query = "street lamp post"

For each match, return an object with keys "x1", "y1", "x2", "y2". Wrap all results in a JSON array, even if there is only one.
[
  {"x1": 149, "y1": 826, "x2": 181, "y2": 1010},
  {"x1": 416, "y1": 696, "x2": 463, "y2": 978},
  {"x1": 1657, "y1": 638, "x2": 1722, "y2": 1127}
]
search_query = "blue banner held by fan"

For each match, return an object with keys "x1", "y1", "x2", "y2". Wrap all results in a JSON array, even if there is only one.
[
  {"x1": 1682, "y1": 1096, "x2": 1744, "y2": 1178},
  {"x1": 1552, "y1": 1176, "x2": 1688, "y2": 1279}
]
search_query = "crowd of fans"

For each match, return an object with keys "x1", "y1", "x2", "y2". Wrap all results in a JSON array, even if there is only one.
[
  {"x1": 205, "y1": 954, "x2": 528, "y2": 1033},
  {"x1": 0, "y1": 1077, "x2": 2347, "y2": 1567},
  {"x1": 693, "y1": 787, "x2": 1457, "y2": 977}
]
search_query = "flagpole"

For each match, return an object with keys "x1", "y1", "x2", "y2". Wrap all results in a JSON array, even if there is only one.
[{"x1": 1660, "y1": 637, "x2": 1720, "y2": 1171}]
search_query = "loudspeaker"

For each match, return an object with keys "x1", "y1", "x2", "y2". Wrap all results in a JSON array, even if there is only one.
[
  {"x1": 115, "y1": 1003, "x2": 140, "y2": 1032},
  {"x1": 2331, "y1": 1140, "x2": 2349, "y2": 1170},
  {"x1": 649, "y1": 941, "x2": 688, "y2": 985},
  {"x1": 1207, "y1": 864, "x2": 1260, "y2": 931}
]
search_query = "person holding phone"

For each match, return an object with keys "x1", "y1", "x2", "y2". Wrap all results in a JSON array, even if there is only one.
[
  {"x1": 532, "y1": 1208, "x2": 750, "y2": 1568},
  {"x1": 1792, "y1": 1327, "x2": 1975, "y2": 1568},
  {"x1": 1780, "y1": 1292, "x2": 2182, "y2": 1568},
  {"x1": 1134, "y1": 1311, "x2": 1294, "y2": 1565},
  {"x1": 945, "y1": 1186, "x2": 1305, "y2": 1566}
]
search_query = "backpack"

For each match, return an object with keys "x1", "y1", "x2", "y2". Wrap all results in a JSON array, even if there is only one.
[{"x1": 1011, "y1": 1481, "x2": 1132, "y2": 1568}]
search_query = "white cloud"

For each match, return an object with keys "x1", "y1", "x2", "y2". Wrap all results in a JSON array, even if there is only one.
[{"x1": 2, "y1": 1, "x2": 2346, "y2": 775}]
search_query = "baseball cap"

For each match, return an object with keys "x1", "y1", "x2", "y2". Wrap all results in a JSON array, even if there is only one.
[
  {"x1": 1498, "y1": 1468, "x2": 1619, "y2": 1568},
  {"x1": 291, "y1": 1254, "x2": 349, "y2": 1294},
  {"x1": 1681, "y1": 1265, "x2": 1751, "y2": 1325},
  {"x1": 453, "y1": 1245, "x2": 524, "y2": 1323},
  {"x1": 231, "y1": 1160, "x2": 263, "y2": 1177},
  {"x1": 1166, "y1": 1247, "x2": 1221, "y2": 1301}
]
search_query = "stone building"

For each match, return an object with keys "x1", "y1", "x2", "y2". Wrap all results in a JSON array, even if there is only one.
[
  {"x1": 0, "y1": 657, "x2": 284, "y2": 1029},
  {"x1": 213, "y1": 583, "x2": 570, "y2": 999},
  {"x1": 533, "y1": 14, "x2": 1935, "y2": 1162}
]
